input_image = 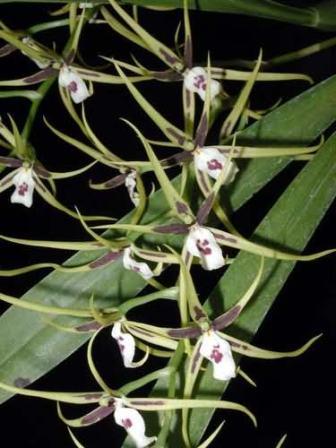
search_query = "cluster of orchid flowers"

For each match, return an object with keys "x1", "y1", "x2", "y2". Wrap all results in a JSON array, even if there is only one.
[{"x1": 0, "y1": 2, "x2": 333, "y2": 447}]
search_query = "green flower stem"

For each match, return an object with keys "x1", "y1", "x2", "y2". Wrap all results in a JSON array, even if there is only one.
[
  {"x1": 22, "y1": 77, "x2": 55, "y2": 142},
  {"x1": 28, "y1": 18, "x2": 108, "y2": 35},
  {"x1": 155, "y1": 342, "x2": 185, "y2": 447},
  {"x1": 119, "y1": 367, "x2": 173, "y2": 396}
]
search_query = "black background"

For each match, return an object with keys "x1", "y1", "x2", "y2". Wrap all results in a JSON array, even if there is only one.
[{"x1": 0, "y1": 1, "x2": 335, "y2": 447}]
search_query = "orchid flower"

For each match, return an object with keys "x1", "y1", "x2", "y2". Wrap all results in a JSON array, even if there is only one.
[
  {"x1": 58, "y1": 65, "x2": 91, "y2": 103},
  {"x1": 0, "y1": 155, "x2": 99, "y2": 217},
  {"x1": 103, "y1": 0, "x2": 312, "y2": 94},
  {"x1": 0, "y1": 118, "x2": 110, "y2": 221},
  {"x1": 0, "y1": 18, "x2": 130, "y2": 97},
  {"x1": 113, "y1": 65, "x2": 318, "y2": 212},
  {"x1": 115, "y1": 257, "x2": 319, "y2": 448},
  {"x1": 0, "y1": 372, "x2": 256, "y2": 448},
  {"x1": 0, "y1": 211, "x2": 185, "y2": 280}
]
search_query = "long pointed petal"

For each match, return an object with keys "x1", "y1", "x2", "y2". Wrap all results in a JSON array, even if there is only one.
[
  {"x1": 108, "y1": 0, "x2": 183, "y2": 71},
  {"x1": 57, "y1": 402, "x2": 114, "y2": 427},
  {"x1": 222, "y1": 333, "x2": 322, "y2": 359},
  {"x1": 122, "y1": 119, "x2": 194, "y2": 224},
  {"x1": 125, "y1": 397, "x2": 256, "y2": 427},
  {"x1": 220, "y1": 50, "x2": 263, "y2": 137},
  {"x1": 212, "y1": 257, "x2": 264, "y2": 330},
  {"x1": 114, "y1": 64, "x2": 190, "y2": 149},
  {"x1": 212, "y1": 227, "x2": 336, "y2": 261}
]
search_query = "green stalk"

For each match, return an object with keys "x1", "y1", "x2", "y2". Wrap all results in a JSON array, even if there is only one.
[
  {"x1": 119, "y1": 367, "x2": 173, "y2": 395},
  {"x1": 154, "y1": 342, "x2": 185, "y2": 448},
  {"x1": 22, "y1": 77, "x2": 55, "y2": 142}
]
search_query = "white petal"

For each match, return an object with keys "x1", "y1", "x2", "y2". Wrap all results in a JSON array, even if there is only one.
[
  {"x1": 194, "y1": 146, "x2": 238, "y2": 183},
  {"x1": 111, "y1": 322, "x2": 136, "y2": 368},
  {"x1": 125, "y1": 171, "x2": 140, "y2": 206},
  {"x1": 10, "y1": 167, "x2": 35, "y2": 208},
  {"x1": 200, "y1": 331, "x2": 236, "y2": 381},
  {"x1": 185, "y1": 225, "x2": 225, "y2": 271},
  {"x1": 114, "y1": 405, "x2": 156, "y2": 448},
  {"x1": 58, "y1": 66, "x2": 90, "y2": 104},
  {"x1": 123, "y1": 248, "x2": 154, "y2": 280},
  {"x1": 183, "y1": 67, "x2": 221, "y2": 101}
]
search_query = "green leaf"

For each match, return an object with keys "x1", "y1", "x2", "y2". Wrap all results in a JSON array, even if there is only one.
[
  {"x1": 0, "y1": 75, "x2": 336, "y2": 407},
  {"x1": 139, "y1": 131, "x2": 336, "y2": 447},
  {"x1": 6, "y1": 0, "x2": 336, "y2": 31}
]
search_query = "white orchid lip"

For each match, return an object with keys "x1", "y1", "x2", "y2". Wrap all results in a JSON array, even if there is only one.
[
  {"x1": 58, "y1": 65, "x2": 91, "y2": 104},
  {"x1": 194, "y1": 146, "x2": 239, "y2": 184},
  {"x1": 111, "y1": 322, "x2": 136, "y2": 368},
  {"x1": 185, "y1": 225, "x2": 225, "y2": 270},
  {"x1": 200, "y1": 330, "x2": 236, "y2": 381},
  {"x1": 114, "y1": 402, "x2": 156, "y2": 448},
  {"x1": 125, "y1": 171, "x2": 140, "y2": 206},
  {"x1": 10, "y1": 167, "x2": 35, "y2": 208},
  {"x1": 122, "y1": 247, "x2": 154, "y2": 280},
  {"x1": 184, "y1": 66, "x2": 221, "y2": 101}
]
